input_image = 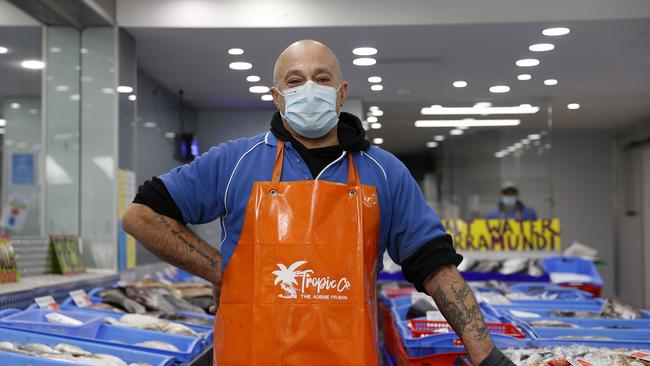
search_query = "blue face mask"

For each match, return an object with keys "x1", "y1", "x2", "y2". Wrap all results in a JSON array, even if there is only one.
[
  {"x1": 502, "y1": 195, "x2": 518, "y2": 207},
  {"x1": 277, "y1": 80, "x2": 340, "y2": 139}
]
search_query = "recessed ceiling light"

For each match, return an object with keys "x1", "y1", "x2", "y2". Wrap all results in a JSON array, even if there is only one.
[
  {"x1": 0, "y1": 46, "x2": 8, "y2": 54},
  {"x1": 369, "y1": 106, "x2": 379, "y2": 111},
  {"x1": 101, "y1": 88, "x2": 113, "y2": 94},
  {"x1": 128, "y1": 94, "x2": 137, "y2": 101},
  {"x1": 143, "y1": 122, "x2": 156, "y2": 128},
  {"x1": 515, "y1": 59, "x2": 540, "y2": 67},
  {"x1": 249, "y1": 85, "x2": 270, "y2": 93},
  {"x1": 473, "y1": 102, "x2": 492, "y2": 108},
  {"x1": 450, "y1": 129, "x2": 464, "y2": 136},
  {"x1": 229, "y1": 61, "x2": 253, "y2": 70},
  {"x1": 228, "y1": 48, "x2": 244, "y2": 55},
  {"x1": 370, "y1": 109, "x2": 384, "y2": 116},
  {"x1": 528, "y1": 134, "x2": 541, "y2": 140},
  {"x1": 544, "y1": 79, "x2": 558, "y2": 86},
  {"x1": 426, "y1": 141, "x2": 439, "y2": 148},
  {"x1": 368, "y1": 76, "x2": 382, "y2": 83},
  {"x1": 353, "y1": 57, "x2": 376, "y2": 66},
  {"x1": 543, "y1": 27, "x2": 570, "y2": 36},
  {"x1": 261, "y1": 94, "x2": 273, "y2": 101},
  {"x1": 372, "y1": 137, "x2": 384, "y2": 144},
  {"x1": 370, "y1": 84, "x2": 383, "y2": 91},
  {"x1": 415, "y1": 119, "x2": 521, "y2": 128},
  {"x1": 567, "y1": 103, "x2": 580, "y2": 110},
  {"x1": 434, "y1": 135, "x2": 445, "y2": 142},
  {"x1": 69, "y1": 94, "x2": 80, "y2": 101},
  {"x1": 421, "y1": 104, "x2": 538, "y2": 115},
  {"x1": 367, "y1": 116, "x2": 378, "y2": 123},
  {"x1": 494, "y1": 152, "x2": 505, "y2": 158},
  {"x1": 453, "y1": 81, "x2": 468, "y2": 88},
  {"x1": 529, "y1": 43, "x2": 555, "y2": 52},
  {"x1": 50, "y1": 47, "x2": 61, "y2": 53},
  {"x1": 489, "y1": 85, "x2": 510, "y2": 93},
  {"x1": 117, "y1": 85, "x2": 133, "y2": 93},
  {"x1": 10, "y1": 103, "x2": 20, "y2": 109},
  {"x1": 370, "y1": 122, "x2": 382, "y2": 129},
  {"x1": 21, "y1": 60, "x2": 45, "y2": 69},
  {"x1": 0, "y1": 119, "x2": 5, "y2": 127},
  {"x1": 54, "y1": 85, "x2": 70, "y2": 92},
  {"x1": 517, "y1": 74, "x2": 532, "y2": 81},
  {"x1": 246, "y1": 75, "x2": 260, "y2": 82},
  {"x1": 353, "y1": 47, "x2": 377, "y2": 56},
  {"x1": 165, "y1": 132, "x2": 176, "y2": 139}
]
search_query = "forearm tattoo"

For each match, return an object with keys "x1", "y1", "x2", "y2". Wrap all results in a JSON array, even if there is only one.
[
  {"x1": 431, "y1": 270, "x2": 490, "y2": 343},
  {"x1": 155, "y1": 214, "x2": 220, "y2": 267}
]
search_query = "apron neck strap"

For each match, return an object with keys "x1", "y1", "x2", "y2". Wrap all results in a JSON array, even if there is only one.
[{"x1": 272, "y1": 140, "x2": 360, "y2": 186}]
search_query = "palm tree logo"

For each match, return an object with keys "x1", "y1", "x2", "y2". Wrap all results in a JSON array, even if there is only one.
[{"x1": 272, "y1": 260, "x2": 308, "y2": 299}]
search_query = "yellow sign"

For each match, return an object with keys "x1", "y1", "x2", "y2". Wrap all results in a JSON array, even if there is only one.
[{"x1": 442, "y1": 218, "x2": 561, "y2": 251}]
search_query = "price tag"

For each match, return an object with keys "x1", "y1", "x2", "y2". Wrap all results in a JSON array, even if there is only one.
[
  {"x1": 34, "y1": 296, "x2": 59, "y2": 311},
  {"x1": 69, "y1": 289, "x2": 92, "y2": 308},
  {"x1": 51, "y1": 234, "x2": 85, "y2": 275}
]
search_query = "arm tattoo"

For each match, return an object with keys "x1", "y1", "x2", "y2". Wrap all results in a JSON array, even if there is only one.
[
  {"x1": 431, "y1": 271, "x2": 490, "y2": 342},
  {"x1": 155, "y1": 214, "x2": 220, "y2": 267}
]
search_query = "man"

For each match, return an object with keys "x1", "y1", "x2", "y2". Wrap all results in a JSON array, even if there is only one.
[
  {"x1": 488, "y1": 183, "x2": 538, "y2": 220},
  {"x1": 123, "y1": 40, "x2": 513, "y2": 366}
]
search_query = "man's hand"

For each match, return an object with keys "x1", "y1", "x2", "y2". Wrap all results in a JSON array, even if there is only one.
[
  {"x1": 123, "y1": 204, "x2": 222, "y2": 287},
  {"x1": 422, "y1": 264, "x2": 513, "y2": 366}
]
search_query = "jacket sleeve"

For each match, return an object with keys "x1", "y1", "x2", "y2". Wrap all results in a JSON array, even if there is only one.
[
  {"x1": 159, "y1": 143, "x2": 236, "y2": 225},
  {"x1": 384, "y1": 158, "x2": 463, "y2": 292}
]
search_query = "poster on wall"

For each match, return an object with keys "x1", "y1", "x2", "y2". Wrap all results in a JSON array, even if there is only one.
[
  {"x1": 118, "y1": 169, "x2": 137, "y2": 270},
  {"x1": 0, "y1": 237, "x2": 19, "y2": 283},
  {"x1": 11, "y1": 153, "x2": 35, "y2": 185},
  {"x1": 0, "y1": 196, "x2": 30, "y2": 232}
]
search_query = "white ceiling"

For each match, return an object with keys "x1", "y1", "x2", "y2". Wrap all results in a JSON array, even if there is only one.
[{"x1": 128, "y1": 18, "x2": 650, "y2": 153}]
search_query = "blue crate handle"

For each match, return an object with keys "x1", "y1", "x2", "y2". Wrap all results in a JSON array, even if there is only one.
[{"x1": 0, "y1": 309, "x2": 20, "y2": 318}]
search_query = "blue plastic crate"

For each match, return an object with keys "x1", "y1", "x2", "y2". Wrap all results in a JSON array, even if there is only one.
[
  {"x1": 0, "y1": 309, "x2": 103, "y2": 338},
  {"x1": 541, "y1": 256, "x2": 604, "y2": 287},
  {"x1": 530, "y1": 326, "x2": 650, "y2": 348},
  {"x1": 0, "y1": 327, "x2": 176, "y2": 366},
  {"x1": 461, "y1": 271, "x2": 550, "y2": 283},
  {"x1": 391, "y1": 302, "x2": 502, "y2": 323}
]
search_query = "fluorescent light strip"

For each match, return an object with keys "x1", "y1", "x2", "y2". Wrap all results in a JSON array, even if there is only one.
[
  {"x1": 421, "y1": 105, "x2": 539, "y2": 115},
  {"x1": 415, "y1": 119, "x2": 521, "y2": 128}
]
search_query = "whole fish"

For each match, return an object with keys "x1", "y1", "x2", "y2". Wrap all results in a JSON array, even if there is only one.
[
  {"x1": 100, "y1": 288, "x2": 146, "y2": 314},
  {"x1": 106, "y1": 314, "x2": 199, "y2": 337},
  {"x1": 134, "y1": 341, "x2": 180, "y2": 352},
  {"x1": 88, "y1": 303, "x2": 125, "y2": 313},
  {"x1": 21, "y1": 343, "x2": 61, "y2": 355},
  {"x1": 125, "y1": 287, "x2": 179, "y2": 316}
]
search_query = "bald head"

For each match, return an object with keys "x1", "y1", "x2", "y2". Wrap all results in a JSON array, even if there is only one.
[{"x1": 273, "y1": 40, "x2": 343, "y2": 86}]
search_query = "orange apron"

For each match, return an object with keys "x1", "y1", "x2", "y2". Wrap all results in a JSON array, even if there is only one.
[{"x1": 215, "y1": 140, "x2": 381, "y2": 366}]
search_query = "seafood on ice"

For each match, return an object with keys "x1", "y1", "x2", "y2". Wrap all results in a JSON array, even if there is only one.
[{"x1": 0, "y1": 341, "x2": 152, "y2": 366}]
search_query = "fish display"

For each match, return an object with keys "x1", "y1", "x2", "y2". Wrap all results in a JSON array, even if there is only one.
[
  {"x1": 124, "y1": 286, "x2": 180, "y2": 316},
  {"x1": 87, "y1": 303, "x2": 125, "y2": 313},
  {"x1": 503, "y1": 346, "x2": 650, "y2": 366},
  {"x1": 0, "y1": 341, "x2": 151, "y2": 366},
  {"x1": 99, "y1": 288, "x2": 147, "y2": 314},
  {"x1": 105, "y1": 313, "x2": 200, "y2": 337},
  {"x1": 406, "y1": 298, "x2": 438, "y2": 319},
  {"x1": 529, "y1": 320, "x2": 578, "y2": 328},
  {"x1": 134, "y1": 341, "x2": 180, "y2": 352},
  {"x1": 548, "y1": 299, "x2": 644, "y2": 320},
  {"x1": 458, "y1": 258, "x2": 544, "y2": 277}
]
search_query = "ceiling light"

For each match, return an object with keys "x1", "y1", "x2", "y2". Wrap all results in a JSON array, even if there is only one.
[
  {"x1": 528, "y1": 134, "x2": 541, "y2": 140},
  {"x1": 507, "y1": 146, "x2": 516, "y2": 153},
  {"x1": 50, "y1": 47, "x2": 61, "y2": 53},
  {"x1": 229, "y1": 61, "x2": 253, "y2": 70},
  {"x1": 128, "y1": 94, "x2": 137, "y2": 101},
  {"x1": 453, "y1": 81, "x2": 468, "y2": 88},
  {"x1": 415, "y1": 119, "x2": 521, "y2": 128},
  {"x1": 249, "y1": 85, "x2": 270, "y2": 93},
  {"x1": 54, "y1": 85, "x2": 70, "y2": 92},
  {"x1": 489, "y1": 85, "x2": 511, "y2": 93},
  {"x1": 521, "y1": 139, "x2": 530, "y2": 144},
  {"x1": 101, "y1": 88, "x2": 113, "y2": 94},
  {"x1": 353, "y1": 57, "x2": 376, "y2": 66},
  {"x1": 567, "y1": 103, "x2": 580, "y2": 110},
  {"x1": 370, "y1": 122, "x2": 382, "y2": 129},
  {"x1": 516, "y1": 59, "x2": 540, "y2": 67},
  {"x1": 544, "y1": 79, "x2": 558, "y2": 86},
  {"x1": 165, "y1": 132, "x2": 176, "y2": 138},
  {"x1": 421, "y1": 105, "x2": 538, "y2": 115},
  {"x1": 370, "y1": 109, "x2": 384, "y2": 116},
  {"x1": 10, "y1": 103, "x2": 20, "y2": 109},
  {"x1": 514, "y1": 143, "x2": 523, "y2": 148},
  {"x1": 369, "y1": 106, "x2": 379, "y2": 111},
  {"x1": 426, "y1": 141, "x2": 439, "y2": 148},
  {"x1": 368, "y1": 76, "x2": 382, "y2": 83},
  {"x1": 117, "y1": 85, "x2": 133, "y2": 93},
  {"x1": 353, "y1": 47, "x2": 377, "y2": 56},
  {"x1": 495, "y1": 152, "x2": 506, "y2": 158},
  {"x1": 372, "y1": 137, "x2": 384, "y2": 144},
  {"x1": 450, "y1": 129, "x2": 464, "y2": 136},
  {"x1": 21, "y1": 60, "x2": 45, "y2": 69},
  {"x1": 543, "y1": 27, "x2": 570, "y2": 36},
  {"x1": 517, "y1": 74, "x2": 532, "y2": 81},
  {"x1": 529, "y1": 43, "x2": 555, "y2": 52},
  {"x1": 0, "y1": 46, "x2": 8, "y2": 53},
  {"x1": 69, "y1": 94, "x2": 80, "y2": 101},
  {"x1": 370, "y1": 84, "x2": 383, "y2": 91},
  {"x1": 434, "y1": 135, "x2": 445, "y2": 142},
  {"x1": 367, "y1": 116, "x2": 378, "y2": 123},
  {"x1": 143, "y1": 122, "x2": 156, "y2": 128},
  {"x1": 261, "y1": 94, "x2": 273, "y2": 101},
  {"x1": 0, "y1": 119, "x2": 5, "y2": 127},
  {"x1": 246, "y1": 75, "x2": 260, "y2": 82},
  {"x1": 473, "y1": 102, "x2": 492, "y2": 108},
  {"x1": 228, "y1": 48, "x2": 244, "y2": 55},
  {"x1": 29, "y1": 108, "x2": 38, "y2": 115}
]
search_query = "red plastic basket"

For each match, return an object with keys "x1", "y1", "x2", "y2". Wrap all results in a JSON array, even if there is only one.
[
  {"x1": 560, "y1": 283, "x2": 602, "y2": 297},
  {"x1": 380, "y1": 302, "x2": 400, "y2": 358},
  {"x1": 409, "y1": 320, "x2": 526, "y2": 344},
  {"x1": 395, "y1": 332, "x2": 466, "y2": 366}
]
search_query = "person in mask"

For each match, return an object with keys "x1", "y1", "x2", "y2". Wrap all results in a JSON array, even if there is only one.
[
  {"x1": 123, "y1": 40, "x2": 515, "y2": 366},
  {"x1": 488, "y1": 184, "x2": 538, "y2": 220}
]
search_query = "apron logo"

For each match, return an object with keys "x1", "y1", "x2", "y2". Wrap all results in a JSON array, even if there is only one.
[{"x1": 272, "y1": 261, "x2": 351, "y2": 300}]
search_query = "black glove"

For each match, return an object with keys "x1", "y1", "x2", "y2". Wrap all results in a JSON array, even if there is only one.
[{"x1": 479, "y1": 347, "x2": 516, "y2": 366}]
